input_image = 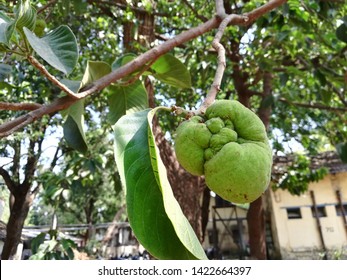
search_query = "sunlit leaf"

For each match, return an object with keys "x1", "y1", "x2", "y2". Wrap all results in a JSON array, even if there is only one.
[
  {"x1": 24, "y1": 25, "x2": 78, "y2": 74},
  {"x1": 81, "y1": 60, "x2": 111, "y2": 88},
  {"x1": 150, "y1": 54, "x2": 192, "y2": 88}
]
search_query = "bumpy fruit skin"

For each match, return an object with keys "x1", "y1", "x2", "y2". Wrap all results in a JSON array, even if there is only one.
[
  {"x1": 34, "y1": 19, "x2": 47, "y2": 37},
  {"x1": 174, "y1": 100, "x2": 272, "y2": 204}
]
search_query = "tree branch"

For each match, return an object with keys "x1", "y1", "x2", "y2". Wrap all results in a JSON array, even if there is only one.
[
  {"x1": 0, "y1": 0, "x2": 288, "y2": 137},
  {"x1": 0, "y1": 102, "x2": 41, "y2": 111},
  {"x1": 27, "y1": 55, "x2": 80, "y2": 99},
  {"x1": 197, "y1": 13, "x2": 247, "y2": 114},
  {"x1": 0, "y1": 167, "x2": 16, "y2": 195},
  {"x1": 197, "y1": 0, "x2": 287, "y2": 113},
  {"x1": 0, "y1": 96, "x2": 76, "y2": 138}
]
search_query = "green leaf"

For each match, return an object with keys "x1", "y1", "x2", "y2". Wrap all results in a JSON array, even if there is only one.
[
  {"x1": 23, "y1": 25, "x2": 78, "y2": 75},
  {"x1": 107, "y1": 80, "x2": 148, "y2": 125},
  {"x1": 81, "y1": 60, "x2": 111, "y2": 88},
  {"x1": 314, "y1": 69, "x2": 327, "y2": 86},
  {"x1": 72, "y1": 0, "x2": 88, "y2": 15},
  {"x1": 111, "y1": 53, "x2": 152, "y2": 80},
  {"x1": 61, "y1": 61, "x2": 110, "y2": 153},
  {"x1": 0, "y1": 14, "x2": 16, "y2": 47},
  {"x1": 336, "y1": 22, "x2": 347, "y2": 43},
  {"x1": 150, "y1": 54, "x2": 192, "y2": 88},
  {"x1": 113, "y1": 109, "x2": 207, "y2": 260},
  {"x1": 31, "y1": 232, "x2": 46, "y2": 254},
  {"x1": 60, "y1": 79, "x2": 81, "y2": 93},
  {"x1": 0, "y1": 63, "x2": 12, "y2": 77},
  {"x1": 15, "y1": 0, "x2": 37, "y2": 33},
  {"x1": 112, "y1": 53, "x2": 137, "y2": 71},
  {"x1": 336, "y1": 142, "x2": 347, "y2": 163},
  {"x1": 63, "y1": 100, "x2": 88, "y2": 154}
]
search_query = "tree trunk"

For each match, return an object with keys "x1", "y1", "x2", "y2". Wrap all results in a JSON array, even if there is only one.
[
  {"x1": 1, "y1": 128, "x2": 44, "y2": 259},
  {"x1": 246, "y1": 196, "x2": 266, "y2": 259},
  {"x1": 1, "y1": 189, "x2": 32, "y2": 259},
  {"x1": 246, "y1": 72, "x2": 273, "y2": 259}
]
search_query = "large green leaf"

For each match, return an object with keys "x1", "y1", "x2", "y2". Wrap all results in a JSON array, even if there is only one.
[
  {"x1": 150, "y1": 54, "x2": 192, "y2": 88},
  {"x1": 113, "y1": 109, "x2": 207, "y2": 260},
  {"x1": 23, "y1": 25, "x2": 78, "y2": 75},
  {"x1": 15, "y1": 0, "x2": 37, "y2": 33},
  {"x1": 107, "y1": 80, "x2": 148, "y2": 125}
]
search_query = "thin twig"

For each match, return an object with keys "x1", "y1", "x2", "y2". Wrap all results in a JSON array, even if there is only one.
[
  {"x1": 27, "y1": 55, "x2": 80, "y2": 99},
  {"x1": 197, "y1": 14, "x2": 245, "y2": 114},
  {"x1": 196, "y1": 0, "x2": 287, "y2": 114}
]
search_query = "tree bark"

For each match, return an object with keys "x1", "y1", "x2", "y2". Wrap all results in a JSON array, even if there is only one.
[
  {"x1": 246, "y1": 196, "x2": 266, "y2": 259},
  {"x1": 1, "y1": 129, "x2": 45, "y2": 259},
  {"x1": 1, "y1": 186, "x2": 32, "y2": 259},
  {"x1": 246, "y1": 72, "x2": 273, "y2": 260}
]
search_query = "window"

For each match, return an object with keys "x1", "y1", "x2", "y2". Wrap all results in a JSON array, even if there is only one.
[
  {"x1": 286, "y1": 207, "x2": 302, "y2": 219},
  {"x1": 311, "y1": 206, "x2": 327, "y2": 218},
  {"x1": 335, "y1": 204, "x2": 347, "y2": 216}
]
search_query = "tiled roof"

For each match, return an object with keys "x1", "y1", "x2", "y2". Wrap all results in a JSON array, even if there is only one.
[{"x1": 272, "y1": 151, "x2": 347, "y2": 177}]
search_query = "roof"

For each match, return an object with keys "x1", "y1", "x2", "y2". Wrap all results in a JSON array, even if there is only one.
[{"x1": 272, "y1": 151, "x2": 347, "y2": 178}]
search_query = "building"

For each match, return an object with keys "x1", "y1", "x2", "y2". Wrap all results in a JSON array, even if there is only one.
[
  {"x1": 203, "y1": 151, "x2": 347, "y2": 259},
  {"x1": 269, "y1": 152, "x2": 347, "y2": 259}
]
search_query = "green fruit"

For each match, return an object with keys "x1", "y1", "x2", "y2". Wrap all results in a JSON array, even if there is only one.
[
  {"x1": 34, "y1": 19, "x2": 46, "y2": 37},
  {"x1": 174, "y1": 100, "x2": 272, "y2": 204}
]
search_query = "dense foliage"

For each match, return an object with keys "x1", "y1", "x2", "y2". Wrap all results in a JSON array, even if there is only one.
[{"x1": 0, "y1": 0, "x2": 346, "y2": 259}]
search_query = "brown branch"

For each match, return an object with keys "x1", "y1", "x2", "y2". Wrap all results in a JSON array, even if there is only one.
[
  {"x1": 278, "y1": 97, "x2": 347, "y2": 112},
  {"x1": 0, "y1": 0, "x2": 287, "y2": 137},
  {"x1": 27, "y1": 55, "x2": 80, "y2": 99},
  {"x1": 0, "y1": 96, "x2": 76, "y2": 138},
  {"x1": 242, "y1": 0, "x2": 287, "y2": 25},
  {"x1": 0, "y1": 102, "x2": 42, "y2": 111},
  {"x1": 0, "y1": 167, "x2": 16, "y2": 195}
]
